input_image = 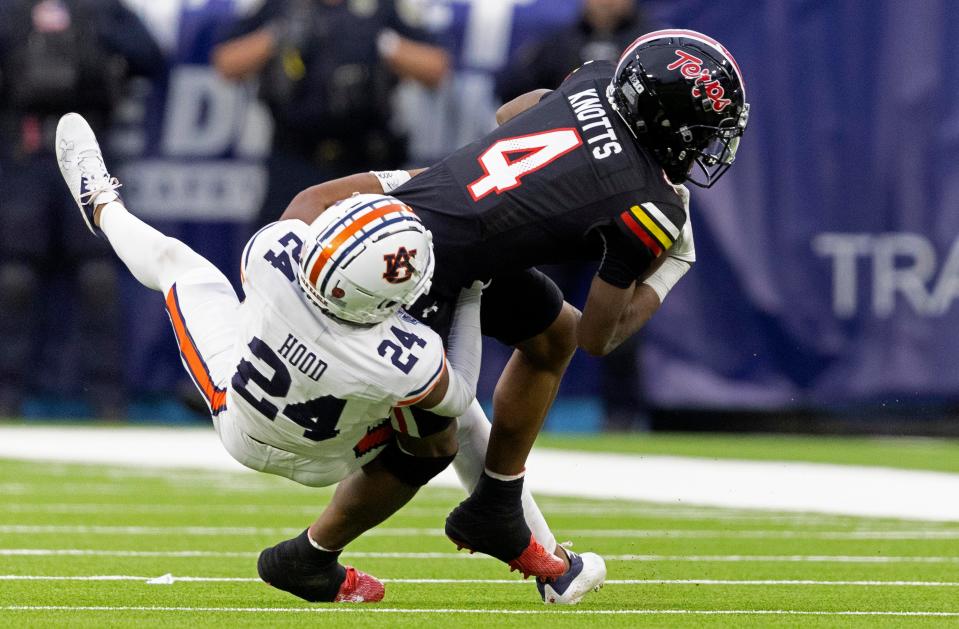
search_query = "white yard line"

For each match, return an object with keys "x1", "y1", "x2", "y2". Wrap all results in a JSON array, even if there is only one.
[
  {"x1": 16, "y1": 525, "x2": 959, "y2": 539},
  {"x1": 4, "y1": 575, "x2": 959, "y2": 587},
  {"x1": 3, "y1": 605, "x2": 959, "y2": 617},
  {"x1": 0, "y1": 502, "x2": 884, "y2": 525},
  {"x1": 6, "y1": 524, "x2": 959, "y2": 540},
  {"x1": 2, "y1": 425, "x2": 959, "y2": 521},
  {"x1": 606, "y1": 554, "x2": 959, "y2": 563},
  {"x1": 3, "y1": 548, "x2": 959, "y2": 563},
  {"x1": 0, "y1": 549, "x2": 259, "y2": 558}
]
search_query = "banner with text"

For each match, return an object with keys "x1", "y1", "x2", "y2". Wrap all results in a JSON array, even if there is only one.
[
  {"x1": 115, "y1": 0, "x2": 269, "y2": 394},
  {"x1": 641, "y1": 0, "x2": 959, "y2": 407}
]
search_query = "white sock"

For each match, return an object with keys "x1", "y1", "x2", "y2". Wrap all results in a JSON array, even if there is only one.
[
  {"x1": 307, "y1": 530, "x2": 341, "y2": 553},
  {"x1": 98, "y1": 201, "x2": 215, "y2": 294},
  {"x1": 452, "y1": 400, "x2": 558, "y2": 553},
  {"x1": 484, "y1": 467, "x2": 525, "y2": 482}
]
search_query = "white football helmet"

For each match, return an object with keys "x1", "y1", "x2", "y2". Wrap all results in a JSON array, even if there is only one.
[{"x1": 298, "y1": 193, "x2": 435, "y2": 325}]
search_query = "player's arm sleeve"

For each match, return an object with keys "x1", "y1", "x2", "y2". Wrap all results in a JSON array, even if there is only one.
[
  {"x1": 426, "y1": 282, "x2": 483, "y2": 417},
  {"x1": 397, "y1": 282, "x2": 483, "y2": 417},
  {"x1": 598, "y1": 200, "x2": 688, "y2": 288}
]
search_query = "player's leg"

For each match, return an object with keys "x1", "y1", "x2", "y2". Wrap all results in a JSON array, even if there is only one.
[
  {"x1": 453, "y1": 399, "x2": 606, "y2": 604},
  {"x1": 255, "y1": 457, "x2": 414, "y2": 603},
  {"x1": 486, "y1": 303, "x2": 579, "y2": 474},
  {"x1": 257, "y1": 423, "x2": 458, "y2": 603},
  {"x1": 56, "y1": 113, "x2": 239, "y2": 415},
  {"x1": 56, "y1": 113, "x2": 217, "y2": 296},
  {"x1": 452, "y1": 400, "x2": 557, "y2": 555},
  {"x1": 309, "y1": 425, "x2": 457, "y2": 549},
  {"x1": 445, "y1": 270, "x2": 577, "y2": 579},
  {"x1": 96, "y1": 201, "x2": 219, "y2": 295}
]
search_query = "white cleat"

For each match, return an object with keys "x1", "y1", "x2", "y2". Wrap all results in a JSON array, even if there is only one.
[
  {"x1": 55, "y1": 112, "x2": 122, "y2": 236},
  {"x1": 536, "y1": 550, "x2": 606, "y2": 605}
]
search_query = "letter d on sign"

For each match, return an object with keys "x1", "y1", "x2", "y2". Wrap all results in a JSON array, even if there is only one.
[{"x1": 162, "y1": 66, "x2": 241, "y2": 157}]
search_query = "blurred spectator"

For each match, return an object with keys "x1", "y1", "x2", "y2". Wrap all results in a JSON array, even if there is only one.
[
  {"x1": 212, "y1": 0, "x2": 449, "y2": 228},
  {"x1": 498, "y1": 0, "x2": 653, "y2": 431},
  {"x1": 399, "y1": 0, "x2": 581, "y2": 164},
  {"x1": 496, "y1": 0, "x2": 649, "y2": 101},
  {"x1": 0, "y1": 0, "x2": 164, "y2": 419}
]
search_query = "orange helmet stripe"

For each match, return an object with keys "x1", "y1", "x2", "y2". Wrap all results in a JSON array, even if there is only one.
[{"x1": 308, "y1": 203, "x2": 409, "y2": 285}]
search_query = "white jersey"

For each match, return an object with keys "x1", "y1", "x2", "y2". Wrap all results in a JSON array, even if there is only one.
[{"x1": 226, "y1": 219, "x2": 447, "y2": 482}]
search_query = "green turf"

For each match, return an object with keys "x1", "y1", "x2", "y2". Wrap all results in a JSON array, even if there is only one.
[
  {"x1": 536, "y1": 432, "x2": 959, "y2": 473},
  {"x1": 3, "y1": 437, "x2": 959, "y2": 627}
]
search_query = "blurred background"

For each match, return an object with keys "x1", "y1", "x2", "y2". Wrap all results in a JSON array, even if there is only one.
[{"x1": 2, "y1": 0, "x2": 958, "y2": 436}]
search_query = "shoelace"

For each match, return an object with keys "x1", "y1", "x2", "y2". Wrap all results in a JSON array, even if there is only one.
[
  {"x1": 340, "y1": 566, "x2": 358, "y2": 593},
  {"x1": 77, "y1": 150, "x2": 122, "y2": 207}
]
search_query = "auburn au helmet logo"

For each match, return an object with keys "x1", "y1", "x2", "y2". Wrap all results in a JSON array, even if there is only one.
[{"x1": 383, "y1": 247, "x2": 417, "y2": 283}]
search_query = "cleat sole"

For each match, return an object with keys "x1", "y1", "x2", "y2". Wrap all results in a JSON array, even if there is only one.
[{"x1": 448, "y1": 536, "x2": 476, "y2": 555}]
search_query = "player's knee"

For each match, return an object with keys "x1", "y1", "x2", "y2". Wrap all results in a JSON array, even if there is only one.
[
  {"x1": 154, "y1": 236, "x2": 217, "y2": 292},
  {"x1": 154, "y1": 235, "x2": 189, "y2": 269},
  {"x1": 397, "y1": 421, "x2": 458, "y2": 458},
  {"x1": 517, "y1": 302, "x2": 580, "y2": 371},
  {"x1": 0, "y1": 261, "x2": 40, "y2": 307},
  {"x1": 381, "y1": 425, "x2": 458, "y2": 487}
]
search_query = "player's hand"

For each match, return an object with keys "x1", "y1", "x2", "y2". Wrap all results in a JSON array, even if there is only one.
[
  {"x1": 671, "y1": 182, "x2": 691, "y2": 211},
  {"x1": 457, "y1": 281, "x2": 485, "y2": 305},
  {"x1": 669, "y1": 215, "x2": 695, "y2": 264},
  {"x1": 667, "y1": 184, "x2": 695, "y2": 264}
]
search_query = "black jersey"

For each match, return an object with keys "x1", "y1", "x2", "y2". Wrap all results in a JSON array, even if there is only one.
[{"x1": 394, "y1": 60, "x2": 687, "y2": 298}]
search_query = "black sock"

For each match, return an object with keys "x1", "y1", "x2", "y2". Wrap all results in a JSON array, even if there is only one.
[
  {"x1": 258, "y1": 530, "x2": 346, "y2": 602},
  {"x1": 293, "y1": 529, "x2": 342, "y2": 565},
  {"x1": 471, "y1": 472, "x2": 525, "y2": 513},
  {"x1": 447, "y1": 472, "x2": 532, "y2": 561}
]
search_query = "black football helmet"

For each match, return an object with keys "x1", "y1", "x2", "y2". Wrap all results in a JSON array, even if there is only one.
[{"x1": 607, "y1": 29, "x2": 749, "y2": 187}]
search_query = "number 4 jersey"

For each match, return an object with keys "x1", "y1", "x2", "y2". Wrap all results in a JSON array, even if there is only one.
[
  {"x1": 395, "y1": 59, "x2": 689, "y2": 296},
  {"x1": 228, "y1": 219, "x2": 447, "y2": 483}
]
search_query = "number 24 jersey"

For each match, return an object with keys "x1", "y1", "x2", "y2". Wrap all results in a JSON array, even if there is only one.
[{"x1": 229, "y1": 219, "x2": 446, "y2": 466}]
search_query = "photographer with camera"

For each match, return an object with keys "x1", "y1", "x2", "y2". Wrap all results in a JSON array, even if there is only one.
[
  {"x1": 213, "y1": 0, "x2": 449, "y2": 228},
  {"x1": 0, "y1": 0, "x2": 163, "y2": 418}
]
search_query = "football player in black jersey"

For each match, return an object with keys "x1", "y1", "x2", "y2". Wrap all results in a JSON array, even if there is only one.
[{"x1": 281, "y1": 30, "x2": 749, "y2": 580}]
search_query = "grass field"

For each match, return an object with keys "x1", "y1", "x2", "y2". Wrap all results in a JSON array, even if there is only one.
[{"x1": 3, "y1": 432, "x2": 959, "y2": 627}]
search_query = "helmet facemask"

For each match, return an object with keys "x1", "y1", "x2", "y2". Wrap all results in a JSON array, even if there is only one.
[{"x1": 682, "y1": 103, "x2": 749, "y2": 187}]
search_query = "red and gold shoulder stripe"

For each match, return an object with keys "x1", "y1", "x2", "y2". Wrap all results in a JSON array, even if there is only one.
[{"x1": 619, "y1": 203, "x2": 680, "y2": 256}]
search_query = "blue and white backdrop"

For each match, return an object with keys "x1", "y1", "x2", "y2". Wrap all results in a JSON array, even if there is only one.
[{"x1": 115, "y1": 0, "x2": 959, "y2": 411}]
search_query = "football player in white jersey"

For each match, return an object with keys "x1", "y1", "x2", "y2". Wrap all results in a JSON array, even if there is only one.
[{"x1": 56, "y1": 113, "x2": 605, "y2": 605}]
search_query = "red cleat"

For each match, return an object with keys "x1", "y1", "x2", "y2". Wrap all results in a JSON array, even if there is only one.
[
  {"x1": 506, "y1": 534, "x2": 566, "y2": 580},
  {"x1": 333, "y1": 566, "x2": 385, "y2": 603},
  {"x1": 449, "y1": 533, "x2": 566, "y2": 580},
  {"x1": 445, "y1": 473, "x2": 565, "y2": 580}
]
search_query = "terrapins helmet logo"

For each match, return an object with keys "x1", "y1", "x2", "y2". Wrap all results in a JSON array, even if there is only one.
[{"x1": 607, "y1": 29, "x2": 749, "y2": 187}]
